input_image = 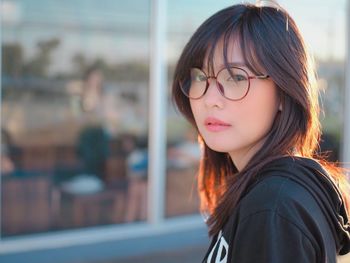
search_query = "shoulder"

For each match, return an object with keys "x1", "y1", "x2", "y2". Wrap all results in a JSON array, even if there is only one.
[
  {"x1": 236, "y1": 174, "x2": 328, "y2": 245},
  {"x1": 239, "y1": 175, "x2": 310, "y2": 217},
  {"x1": 238, "y1": 156, "x2": 326, "y2": 224}
]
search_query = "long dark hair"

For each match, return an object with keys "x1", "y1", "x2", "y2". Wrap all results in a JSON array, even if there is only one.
[{"x1": 172, "y1": 4, "x2": 350, "y2": 237}]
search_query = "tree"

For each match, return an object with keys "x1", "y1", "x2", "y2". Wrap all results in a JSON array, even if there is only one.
[
  {"x1": 22, "y1": 38, "x2": 60, "y2": 77},
  {"x1": 2, "y1": 43, "x2": 23, "y2": 78}
]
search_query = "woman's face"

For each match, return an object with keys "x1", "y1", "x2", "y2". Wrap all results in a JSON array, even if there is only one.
[{"x1": 189, "y1": 40, "x2": 281, "y2": 171}]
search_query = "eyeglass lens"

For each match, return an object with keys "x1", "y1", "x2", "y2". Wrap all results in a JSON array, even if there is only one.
[{"x1": 182, "y1": 67, "x2": 249, "y2": 100}]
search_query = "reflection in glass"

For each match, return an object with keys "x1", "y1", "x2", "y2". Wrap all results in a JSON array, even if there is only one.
[
  {"x1": 1, "y1": 0, "x2": 150, "y2": 236},
  {"x1": 166, "y1": 124, "x2": 201, "y2": 217}
]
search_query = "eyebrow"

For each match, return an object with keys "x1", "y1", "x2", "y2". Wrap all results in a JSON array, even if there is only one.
[
  {"x1": 226, "y1": 62, "x2": 247, "y2": 67},
  {"x1": 202, "y1": 62, "x2": 248, "y2": 72}
]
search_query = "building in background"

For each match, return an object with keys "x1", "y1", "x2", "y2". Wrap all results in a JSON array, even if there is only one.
[{"x1": 0, "y1": 0, "x2": 349, "y2": 262}]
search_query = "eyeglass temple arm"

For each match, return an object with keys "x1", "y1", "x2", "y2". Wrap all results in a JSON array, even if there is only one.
[{"x1": 249, "y1": 74, "x2": 269, "y2": 80}]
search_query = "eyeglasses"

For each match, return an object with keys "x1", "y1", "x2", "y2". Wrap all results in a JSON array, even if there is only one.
[{"x1": 180, "y1": 67, "x2": 269, "y2": 101}]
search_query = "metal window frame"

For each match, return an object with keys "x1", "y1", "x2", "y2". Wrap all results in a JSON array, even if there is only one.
[
  {"x1": 148, "y1": 0, "x2": 167, "y2": 224},
  {"x1": 0, "y1": 215, "x2": 204, "y2": 254}
]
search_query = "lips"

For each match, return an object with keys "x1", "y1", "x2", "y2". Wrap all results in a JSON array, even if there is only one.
[{"x1": 204, "y1": 117, "x2": 231, "y2": 132}]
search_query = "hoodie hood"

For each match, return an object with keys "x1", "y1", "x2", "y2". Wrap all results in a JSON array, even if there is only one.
[{"x1": 257, "y1": 156, "x2": 350, "y2": 255}]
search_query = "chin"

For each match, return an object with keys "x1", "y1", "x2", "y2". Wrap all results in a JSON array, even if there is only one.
[{"x1": 204, "y1": 140, "x2": 235, "y2": 154}]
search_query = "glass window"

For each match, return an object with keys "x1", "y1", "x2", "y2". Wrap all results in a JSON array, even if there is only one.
[{"x1": 1, "y1": 0, "x2": 150, "y2": 237}]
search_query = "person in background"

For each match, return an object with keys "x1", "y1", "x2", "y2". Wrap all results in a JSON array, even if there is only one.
[
  {"x1": 1, "y1": 129, "x2": 17, "y2": 176},
  {"x1": 124, "y1": 136, "x2": 148, "y2": 222},
  {"x1": 172, "y1": 1, "x2": 350, "y2": 262},
  {"x1": 167, "y1": 128, "x2": 200, "y2": 169}
]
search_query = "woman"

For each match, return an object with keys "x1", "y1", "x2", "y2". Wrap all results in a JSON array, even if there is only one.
[{"x1": 172, "y1": 2, "x2": 350, "y2": 262}]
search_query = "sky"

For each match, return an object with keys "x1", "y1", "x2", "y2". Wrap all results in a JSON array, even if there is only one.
[{"x1": 0, "y1": 0, "x2": 348, "y2": 74}]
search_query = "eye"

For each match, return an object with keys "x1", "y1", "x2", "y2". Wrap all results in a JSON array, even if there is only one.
[
  {"x1": 194, "y1": 74, "x2": 207, "y2": 82},
  {"x1": 191, "y1": 69, "x2": 207, "y2": 82},
  {"x1": 227, "y1": 74, "x2": 247, "y2": 82}
]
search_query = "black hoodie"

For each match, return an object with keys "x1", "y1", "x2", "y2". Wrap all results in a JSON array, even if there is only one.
[{"x1": 202, "y1": 156, "x2": 350, "y2": 263}]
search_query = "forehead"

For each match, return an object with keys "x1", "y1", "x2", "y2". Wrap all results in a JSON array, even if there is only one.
[
  {"x1": 202, "y1": 35, "x2": 265, "y2": 75},
  {"x1": 203, "y1": 37, "x2": 245, "y2": 72}
]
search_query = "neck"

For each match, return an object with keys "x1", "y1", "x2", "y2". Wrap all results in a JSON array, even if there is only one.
[{"x1": 229, "y1": 137, "x2": 267, "y2": 172}]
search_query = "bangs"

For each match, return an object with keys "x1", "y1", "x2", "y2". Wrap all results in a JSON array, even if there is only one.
[{"x1": 203, "y1": 21, "x2": 268, "y2": 77}]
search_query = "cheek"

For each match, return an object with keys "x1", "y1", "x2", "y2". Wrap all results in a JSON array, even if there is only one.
[
  {"x1": 238, "y1": 85, "x2": 279, "y2": 133},
  {"x1": 190, "y1": 100, "x2": 201, "y2": 123}
]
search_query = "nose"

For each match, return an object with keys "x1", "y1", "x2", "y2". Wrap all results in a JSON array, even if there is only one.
[{"x1": 203, "y1": 78, "x2": 224, "y2": 108}]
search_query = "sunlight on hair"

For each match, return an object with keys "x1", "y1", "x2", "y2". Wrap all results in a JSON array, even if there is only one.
[
  {"x1": 255, "y1": 0, "x2": 289, "y2": 31},
  {"x1": 255, "y1": 0, "x2": 280, "y2": 9}
]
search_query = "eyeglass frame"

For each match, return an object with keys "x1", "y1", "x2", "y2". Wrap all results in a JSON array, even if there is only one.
[{"x1": 180, "y1": 66, "x2": 270, "y2": 101}]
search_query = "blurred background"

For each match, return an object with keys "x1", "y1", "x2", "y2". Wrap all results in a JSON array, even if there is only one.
[{"x1": 0, "y1": 0, "x2": 350, "y2": 262}]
